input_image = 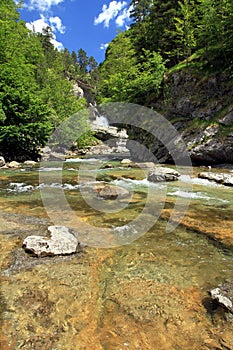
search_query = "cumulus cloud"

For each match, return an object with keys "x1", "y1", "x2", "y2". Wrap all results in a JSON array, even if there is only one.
[
  {"x1": 115, "y1": 5, "x2": 132, "y2": 27},
  {"x1": 100, "y1": 43, "x2": 109, "y2": 50},
  {"x1": 94, "y1": 1, "x2": 127, "y2": 28},
  {"x1": 26, "y1": 0, "x2": 64, "y2": 12},
  {"x1": 26, "y1": 14, "x2": 65, "y2": 50},
  {"x1": 49, "y1": 16, "x2": 66, "y2": 34}
]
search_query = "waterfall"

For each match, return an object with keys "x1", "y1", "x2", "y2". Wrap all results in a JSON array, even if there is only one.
[
  {"x1": 93, "y1": 115, "x2": 109, "y2": 127},
  {"x1": 89, "y1": 102, "x2": 130, "y2": 156},
  {"x1": 89, "y1": 103, "x2": 109, "y2": 127}
]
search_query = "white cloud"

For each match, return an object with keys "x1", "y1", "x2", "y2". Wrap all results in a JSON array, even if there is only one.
[
  {"x1": 115, "y1": 5, "x2": 133, "y2": 27},
  {"x1": 26, "y1": 14, "x2": 65, "y2": 50},
  {"x1": 26, "y1": 0, "x2": 64, "y2": 12},
  {"x1": 100, "y1": 43, "x2": 109, "y2": 50},
  {"x1": 49, "y1": 16, "x2": 66, "y2": 34},
  {"x1": 50, "y1": 37, "x2": 64, "y2": 50},
  {"x1": 94, "y1": 1, "x2": 127, "y2": 28}
]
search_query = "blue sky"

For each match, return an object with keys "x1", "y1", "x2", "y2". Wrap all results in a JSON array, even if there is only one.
[{"x1": 18, "y1": 0, "x2": 133, "y2": 63}]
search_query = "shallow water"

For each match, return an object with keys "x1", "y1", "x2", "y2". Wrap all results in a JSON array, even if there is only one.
[{"x1": 0, "y1": 161, "x2": 233, "y2": 349}]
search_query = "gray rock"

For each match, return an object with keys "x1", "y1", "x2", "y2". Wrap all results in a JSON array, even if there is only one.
[
  {"x1": 198, "y1": 172, "x2": 233, "y2": 186},
  {"x1": 24, "y1": 160, "x2": 37, "y2": 166},
  {"x1": 0, "y1": 156, "x2": 5, "y2": 167},
  {"x1": 87, "y1": 144, "x2": 113, "y2": 155},
  {"x1": 121, "y1": 158, "x2": 132, "y2": 165},
  {"x1": 219, "y1": 112, "x2": 233, "y2": 126},
  {"x1": 48, "y1": 152, "x2": 66, "y2": 161},
  {"x1": 22, "y1": 226, "x2": 79, "y2": 257},
  {"x1": 93, "y1": 183, "x2": 130, "y2": 200},
  {"x1": 133, "y1": 162, "x2": 157, "y2": 169},
  {"x1": 73, "y1": 83, "x2": 84, "y2": 98},
  {"x1": 210, "y1": 280, "x2": 233, "y2": 313},
  {"x1": 7, "y1": 161, "x2": 20, "y2": 168},
  {"x1": 147, "y1": 167, "x2": 180, "y2": 182}
]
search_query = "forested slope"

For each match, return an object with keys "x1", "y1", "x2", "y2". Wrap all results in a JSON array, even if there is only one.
[
  {"x1": 0, "y1": 0, "x2": 98, "y2": 161},
  {"x1": 1, "y1": 0, "x2": 233, "y2": 164},
  {"x1": 97, "y1": 0, "x2": 233, "y2": 164}
]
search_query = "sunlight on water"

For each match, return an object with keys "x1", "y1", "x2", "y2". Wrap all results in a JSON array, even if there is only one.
[{"x1": 0, "y1": 162, "x2": 233, "y2": 349}]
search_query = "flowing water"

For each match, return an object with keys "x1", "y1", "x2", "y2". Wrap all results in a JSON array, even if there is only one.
[{"x1": 0, "y1": 159, "x2": 233, "y2": 349}]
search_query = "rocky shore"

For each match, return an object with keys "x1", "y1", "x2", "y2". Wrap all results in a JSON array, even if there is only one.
[{"x1": 124, "y1": 71, "x2": 233, "y2": 166}]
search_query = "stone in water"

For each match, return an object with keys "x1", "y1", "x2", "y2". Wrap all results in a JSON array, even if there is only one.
[{"x1": 22, "y1": 226, "x2": 79, "y2": 257}]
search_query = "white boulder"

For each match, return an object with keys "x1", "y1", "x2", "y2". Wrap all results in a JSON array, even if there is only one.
[{"x1": 22, "y1": 226, "x2": 79, "y2": 257}]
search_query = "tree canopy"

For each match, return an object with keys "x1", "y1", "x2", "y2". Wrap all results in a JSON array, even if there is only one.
[
  {"x1": 0, "y1": 0, "x2": 98, "y2": 160},
  {"x1": 97, "y1": 0, "x2": 233, "y2": 104}
]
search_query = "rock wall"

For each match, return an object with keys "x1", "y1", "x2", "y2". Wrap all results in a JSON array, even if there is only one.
[{"x1": 127, "y1": 70, "x2": 233, "y2": 165}]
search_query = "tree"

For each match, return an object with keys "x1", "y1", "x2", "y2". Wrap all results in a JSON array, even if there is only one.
[
  {"x1": 130, "y1": 0, "x2": 152, "y2": 22},
  {"x1": 0, "y1": 63, "x2": 52, "y2": 160},
  {"x1": 0, "y1": 1, "x2": 93, "y2": 160},
  {"x1": 37, "y1": 26, "x2": 57, "y2": 66},
  {"x1": 78, "y1": 48, "x2": 88, "y2": 75},
  {"x1": 88, "y1": 56, "x2": 98, "y2": 71},
  {"x1": 97, "y1": 31, "x2": 165, "y2": 104},
  {"x1": 175, "y1": 0, "x2": 197, "y2": 60},
  {"x1": 190, "y1": 0, "x2": 233, "y2": 69}
]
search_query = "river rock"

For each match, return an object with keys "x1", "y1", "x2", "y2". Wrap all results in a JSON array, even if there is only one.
[
  {"x1": 87, "y1": 144, "x2": 113, "y2": 155},
  {"x1": 24, "y1": 160, "x2": 37, "y2": 166},
  {"x1": 198, "y1": 172, "x2": 233, "y2": 186},
  {"x1": 210, "y1": 280, "x2": 233, "y2": 313},
  {"x1": 93, "y1": 183, "x2": 130, "y2": 200},
  {"x1": 96, "y1": 173, "x2": 118, "y2": 182},
  {"x1": 147, "y1": 167, "x2": 180, "y2": 182},
  {"x1": 132, "y1": 162, "x2": 156, "y2": 169},
  {"x1": 22, "y1": 226, "x2": 79, "y2": 257},
  {"x1": 121, "y1": 159, "x2": 132, "y2": 165},
  {"x1": 0, "y1": 156, "x2": 5, "y2": 167},
  {"x1": 7, "y1": 161, "x2": 20, "y2": 168}
]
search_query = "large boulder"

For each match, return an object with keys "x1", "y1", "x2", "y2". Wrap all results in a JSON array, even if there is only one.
[
  {"x1": 22, "y1": 226, "x2": 79, "y2": 257},
  {"x1": 7, "y1": 161, "x2": 20, "y2": 168},
  {"x1": 210, "y1": 280, "x2": 233, "y2": 313},
  {"x1": 147, "y1": 167, "x2": 180, "y2": 182},
  {"x1": 198, "y1": 172, "x2": 233, "y2": 186}
]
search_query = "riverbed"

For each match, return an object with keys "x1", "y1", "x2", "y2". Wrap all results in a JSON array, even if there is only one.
[{"x1": 0, "y1": 159, "x2": 233, "y2": 349}]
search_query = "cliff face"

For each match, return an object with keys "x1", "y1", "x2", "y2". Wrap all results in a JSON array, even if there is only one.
[{"x1": 127, "y1": 70, "x2": 233, "y2": 165}]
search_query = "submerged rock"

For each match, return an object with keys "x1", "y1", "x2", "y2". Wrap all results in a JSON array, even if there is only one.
[
  {"x1": 93, "y1": 183, "x2": 130, "y2": 200},
  {"x1": 22, "y1": 226, "x2": 79, "y2": 257},
  {"x1": 210, "y1": 280, "x2": 233, "y2": 313},
  {"x1": 147, "y1": 167, "x2": 180, "y2": 182},
  {"x1": 198, "y1": 172, "x2": 233, "y2": 186}
]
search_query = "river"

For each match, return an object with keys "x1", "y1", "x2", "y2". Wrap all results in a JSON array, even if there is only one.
[{"x1": 0, "y1": 158, "x2": 233, "y2": 349}]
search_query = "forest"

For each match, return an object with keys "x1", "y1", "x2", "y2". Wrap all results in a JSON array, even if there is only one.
[{"x1": 0, "y1": 0, "x2": 233, "y2": 160}]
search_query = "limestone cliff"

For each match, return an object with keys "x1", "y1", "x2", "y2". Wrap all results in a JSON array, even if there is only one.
[{"x1": 127, "y1": 70, "x2": 233, "y2": 165}]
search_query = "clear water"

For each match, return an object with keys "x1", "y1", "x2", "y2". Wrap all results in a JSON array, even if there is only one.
[{"x1": 0, "y1": 161, "x2": 233, "y2": 349}]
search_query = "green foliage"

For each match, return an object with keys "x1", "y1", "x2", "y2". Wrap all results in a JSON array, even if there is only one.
[
  {"x1": 175, "y1": 0, "x2": 197, "y2": 59},
  {"x1": 75, "y1": 130, "x2": 100, "y2": 150},
  {"x1": 0, "y1": 1, "x2": 97, "y2": 160},
  {"x1": 98, "y1": 32, "x2": 165, "y2": 104},
  {"x1": 128, "y1": 0, "x2": 233, "y2": 70}
]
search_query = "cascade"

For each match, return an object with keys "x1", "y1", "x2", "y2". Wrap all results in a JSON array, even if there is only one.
[
  {"x1": 93, "y1": 114, "x2": 109, "y2": 127},
  {"x1": 89, "y1": 103, "x2": 130, "y2": 156}
]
